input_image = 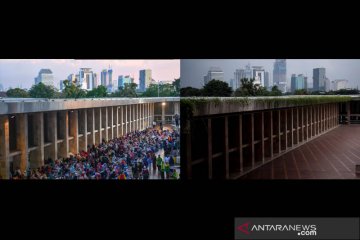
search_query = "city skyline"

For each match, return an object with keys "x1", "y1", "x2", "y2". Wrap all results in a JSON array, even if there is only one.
[
  {"x1": 0, "y1": 59, "x2": 180, "y2": 90},
  {"x1": 180, "y1": 59, "x2": 360, "y2": 90}
]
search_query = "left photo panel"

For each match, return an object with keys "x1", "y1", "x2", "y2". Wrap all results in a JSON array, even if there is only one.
[{"x1": 0, "y1": 59, "x2": 180, "y2": 180}]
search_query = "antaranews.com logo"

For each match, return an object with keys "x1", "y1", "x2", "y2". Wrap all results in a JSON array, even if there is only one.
[
  {"x1": 234, "y1": 218, "x2": 359, "y2": 240},
  {"x1": 237, "y1": 222, "x2": 317, "y2": 236}
]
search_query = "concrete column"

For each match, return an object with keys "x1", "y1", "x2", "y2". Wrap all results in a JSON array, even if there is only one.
[
  {"x1": 239, "y1": 115, "x2": 243, "y2": 172},
  {"x1": 284, "y1": 109, "x2": 287, "y2": 150},
  {"x1": 224, "y1": 116, "x2": 229, "y2": 179},
  {"x1": 277, "y1": 110, "x2": 281, "y2": 154},
  {"x1": 115, "y1": 107, "x2": 119, "y2": 138},
  {"x1": 125, "y1": 105, "x2": 128, "y2": 134},
  {"x1": 310, "y1": 106, "x2": 313, "y2": 137},
  {"x1": 79, "y1": 110, "x2": 87, "y2": 152},
  {"x1": 47, "y1": 112, "x2": 57, "y2": 162},
  {"x1": 130, "y1": 105, "x2": 133, "y2": 132},
  {"x1": 104, "y1": 107, "x2": 108, "y2": 141},
  {"x1": 110, "y1": 107, "x2": 114, "y2": 140},
  {"x1": 317, "y1": 105, "x2": 320, "y2": 134},
  {"x1": 97, "y1": 108, "x2": 102, "y2": 145},
  {"x1": 15, "y1": 114, "x2": 29, "y2": 172},
  {"x1": 161, "y1": 102, "x2": 165, "y2": 125},
  {"x1": 120, "y1": 106, "x2": 124, "y2": 136},
  {"x1": 69, "y1": 110, "x2": 78, "y2": 155},
  {"x1": 0, "y1": 116, "x2": 10, "y2": 179},
  {"x1": 174, "y1": 102, "x2": 180, "y2": 115},
  {"x1": 207, "y1": 118, "x2": 212, "y2": 179},
  {"x1": 269, "y1": 111, "x2": 273, "y2": 159},
  {"x1": 306, "y1": 107, "x2": 308, "y2": 141},
  {"x1": 137, "y1": 104, "x2": 140, "y2": 130},
  {"x1": 251, "y1": 113, "x2": 255, "y2": 168},
  {"x1": 31, "y1": 112, "x2": 44, "y2": 168},
  {"x1": 58, "y1": 111, "x2": 69, "y2": 159},
  {"x1": 290, "y1": 108, "x2": 293, "y2": 148},
  {"x1": 261, "y1": 112, "x2": 265, "y2": 164},
  {"x1": 296, "y1": 108, "x2": 299, "y2": 144},
  {"x1": 88, "y1": 108, "x2": 95, "y2": 146}
]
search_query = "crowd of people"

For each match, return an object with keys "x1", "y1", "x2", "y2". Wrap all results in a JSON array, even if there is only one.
[{"x1": 10, "y1": 125, "x2": 180, "y2": 180}]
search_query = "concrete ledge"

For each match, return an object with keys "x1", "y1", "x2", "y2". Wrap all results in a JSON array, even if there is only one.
[
  {"x1": 0, "y1": 97, "x2": 179, "y2": 115},
  {"x1": 182, "y1": 96, "x2": 353, "y2": 117}
]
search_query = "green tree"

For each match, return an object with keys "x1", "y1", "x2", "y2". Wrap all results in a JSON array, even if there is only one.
[
  {"x1": 233, "y1": 78, "x2": 258, "y2": 96},
  {"x1": 172, "y1": 78, "x2": 180, "y2": 95},
  {"x1": 62, "y1": 80, "x2": 86, "y2": 98},
  {"x1": 87, "y1": 85, "x2": 108, "y2": 98},
  {"x1": 202, "y1": 79, "x2": 232, "y2": 97},
  {"x1": 294, "y1": 89, "x2": 308, "y2": 95},
  {"x1": 6, "y1": 88, "x2": 29, "y2": 98},
  {"x1": 113, "y1": 83, "x2": 138, "y2": 97},
  {"x1": 269, "y1": 85, "x2": 282, "y2": 96},
  {"x1": 29, "y1": 82, "x2": 58, "y2": 98},
  {"x1": 180, "y1": 87, "x2": 202, "y2": 97}
]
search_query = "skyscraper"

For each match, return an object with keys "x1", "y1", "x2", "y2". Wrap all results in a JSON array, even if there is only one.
[
  {"x1": 101, "y1": 69, "x2": 108, "y2": 87},
  {"x1": 118, "y1": 75, "x2": 133, "y2": 88},
  {"x1": 291, "y1": 74, "x2": 307, "y2": 92},
  {"x1": 139, "y1": 69, "x2": 152, "y2": 92},
  {"x1": 35, "y1": 69, "x2": 54, "y2": 86},
  {"x1": 313, "y1": 68, "x2": 326, "y2": 91},
  {"x1": 273, "y1": 59, "x2": 287, "y2": 92},
  {"x1": 264, "y1": 71, "x2": 270, "y2": 89},
  {"x1": 331, "y1": 79, "x2": 348, "y2": 91},
  {"x1": 233, "y1": 68, "x2": 245, "y2": 90},
  {"x1": 203, "y1": 67, "x2": 224, "y2": 85},
  {"x1": 252, "y1": 66, "x2": 265, "y2": 86},
  {"x1": 78, "y1": 68, "x2": 95, "y2": 90},
  {"x1": 244, "y1": 63, "x2": 252, "y2": 80},
  {"x1": 107, "y1": 67, "x2": 113, "y2": 92}
]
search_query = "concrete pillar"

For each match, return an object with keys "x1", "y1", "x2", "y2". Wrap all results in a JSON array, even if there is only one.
[
  {"x1": 261, "y1": 112, "x2": 265, "y2": 164},
  {"x1": 97, "y1": 108, "x2": 102, "y2": 145},
  {"x1": 250, "y1": 113, "x2": 255, "y2": 168},
  {"x1": 0, "y1": 116, "x2": 10, "y2": 179},
  {"x1": 207, "y1": 118, "x2": 212, "y2": 179},
  {"x1": 306, "y1": 107, "x2": 308, "y2": 141},
  {"x1": 31, "y1": 112, "x2": 44, "y2": 169},
  {"x1": 69, "y1": 110, "x2": 78, "y2": 155},
  {"x1": 88, "y1": 108, "x2": 95, "y2": 147},
  {"x1": 47, "y1": 112, "x2": 57, "y2": 162},
  {"x1": 290, "y1": 108, "x2": 293, "y2": 148},
  {"x1": 296, "y1": 108, "x2": 299, "y2": 144},
  {"x1": 125, "y1": 105, "x2": 128, "y2": 134},
  {"x1": 120, "y1": 106, "x2": 123, "y2": 136},
  {"x1": 317, "y1": 105, "x2": 320, "y2": 134},
  {"x1": 58, "y1": 111, "x2": 69, "y2": 159},
  {"x1": 137, "y1": 104, "x2": 139, "y2": 130},
  {"x1": 224, "y1": 116, "x2": 229, "y2": 179},
  {"x1": 110, "y1": 107, "x2": 114, "y2": 140},
  {"x1": 239, "y1": 115, "x2": 243, "y2": 172},
  {"x1": 104, "y1": 107, "x2": 108, "y2": 141},
  {"x1": 129, "y1": 105, "x2": 132, "y2": 132},
  {"x1": 269, "y1": 111, "x2": 273, "y2": 159},
  {"x1": 174, "y1": 102, "x2": 180, "y2": 115},
  {"x1": 79, "y1": 110, "x2": 87, "y2": 152},
  {"x1": 284, "y1": 109, "x2": 287, "y2": 150},
  {"x1": 161, "y1": 102, "x2": 166, "y2": 125},
  {"x1": 115, "y1": 107, "x2": 119, "y2": 138},
  {"x1": 16, "y1": 114, "x2": 29, "y2": 172},
  {"x1": 277, "y1": 110, "x2": 281, "y2": 154},
  {"x1": 310, "y1": 106, "x2": 313, "y2": 137}
]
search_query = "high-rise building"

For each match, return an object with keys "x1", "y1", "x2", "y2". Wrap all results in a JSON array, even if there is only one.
[
  {"x1": 35, "y1": 69, "x2": 54, "y2": 86},
  {"x1": 203, "y1": 67, "x2": 224, "y2": 85},
  {"x1": 273, "y1": 59, "x2": 287, "y2": 92},
  {"x1": 139, "y1": 69, "x2": 152, "y2": 92},
  {"x1": 101, "y1": 69, "x2": 108, "y2": 87},
  {"x1": 78, "y1": 68, "x2": 96, "y2": 90},
  {"x1": 291, "y1": 74, "x2": 307, "y2": 92},
  {"x1": 107, "y1": 67, "x2": 113, "y2": 92},
  {"x1": 331, "y1": 79, "x2": 348, "y2": 91},
  {"x1": 313, "y1": 68, "x2": 326, "y2": 91},
  {"x1": 233, "y1": 68, "x2": 245, "y2": 90},
  {"x1": 244, "y1": 63, "x2": 252, "y2": 80},
  {"x1": 118, "y1": 75, "x2": 133, "y2": 88},
  {"x1": 325, "y1": 78, "x2": 331, "y2": 92},
  {"x1": 264, "y1": 71, "x2": 270, "y2": 89},
  {"x1": 67, "y1": 74, "x2": 77, "y2": 84},
  {"x1": 252, "y1": 66, "x2": 265, "y2": 86}
]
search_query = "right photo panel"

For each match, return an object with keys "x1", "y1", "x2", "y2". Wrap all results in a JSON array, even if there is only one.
[{"x1": 180, "y1": 59, "x2": 360, "y2": 179}]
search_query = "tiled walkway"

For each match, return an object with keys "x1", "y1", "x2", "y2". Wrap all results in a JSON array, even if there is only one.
[{"x1": 241, "y1": 125, "x2": 360, "y2": 179}]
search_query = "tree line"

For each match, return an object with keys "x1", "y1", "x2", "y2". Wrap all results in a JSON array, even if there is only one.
[
  {"x1": 181, "y1": 79, "x2": 360, "y2": 97},
  {"x1": 5, "y1": 78, "x2": 180, "y2": 98}
]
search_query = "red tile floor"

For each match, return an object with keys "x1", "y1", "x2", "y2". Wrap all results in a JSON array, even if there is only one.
[{"x1": 241, "y1": 125, "x2": 360, "y2": 179}]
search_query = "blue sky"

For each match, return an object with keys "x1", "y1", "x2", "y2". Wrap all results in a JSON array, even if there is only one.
[
  {"x1": 181, "y1": 59, "x2": 360, "y2": 89},
  {"x1": 0, "y1": 59, "x2": 180, "y2": 90}
]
